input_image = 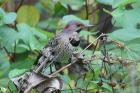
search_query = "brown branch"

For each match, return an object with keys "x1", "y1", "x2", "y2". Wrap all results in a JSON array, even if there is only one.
[
  {"x1": 50, "y1": 62, "x2": 73, "y2": 77},
  {"x1": 12, "y1": 41, "x2": 17, "y2": 62},
  {"x1": 68, "y1": 83, "x2": 74, "y2": 93},
  {"x1": 15, "y1": 0, "x2": 25, "y2": 12},
  {"x1": 3, "y1": 44, "x2": 16, "y2": 62},
  {"x1": 3, "y1": 47, "x2": 10, "y2": 57},
  {"x1": 85, "y1": 0, "x2": 89, "y2": 19}
]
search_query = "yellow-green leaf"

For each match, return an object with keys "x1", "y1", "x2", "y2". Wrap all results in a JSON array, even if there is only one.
[{"x1": 16, "y1": 5, "x2": 40, "y2": 26}]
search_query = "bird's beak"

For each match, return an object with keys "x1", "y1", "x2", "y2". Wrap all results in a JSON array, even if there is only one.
[
  {"x1": 83, "y1": 24, "x2": 95, "y2": 28},
  {"x1": 75, "y1": 24, "x2": 95, "y2": 33}
]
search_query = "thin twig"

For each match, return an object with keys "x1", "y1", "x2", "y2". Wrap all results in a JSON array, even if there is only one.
[
  {"x1": 11, "y1": 41, "x2": 17, "y2": 62},
  {"x1": 14, "y1": 41, "x2": 16, "y2": 54},
  {"x1": 3, "y1": 47, "x2": 10, "y2": 57},
  {"x1": 85, "y1": 0, "x2": 90, "y2": 46},
  {"x1": 75, "y1": 76, "x2": 82, "y2": 87},
  {"x1": 68, "y1": 83, "x2": 74, "y2": 93},
  {"x1": 81, "y1": 33, "x2": 105, "y2": 54},
  {"x1": 15, "y1": 0, "x2": 25, "y2": 12},
  {"x1": 93, "y1": 40, "x2": 99, "y2": 54},
  {"x1": 50, "y1": 62, "x2": 73, "y2": 77}
]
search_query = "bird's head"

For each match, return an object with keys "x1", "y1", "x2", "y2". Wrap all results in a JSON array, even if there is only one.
[{"x1": 64, "y1": 20, "x2": 94, "y2": 33}]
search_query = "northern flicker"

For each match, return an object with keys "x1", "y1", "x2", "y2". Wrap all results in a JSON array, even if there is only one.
[
  {"x1": 34, "y1": 20, "x2": 93, "y2": 73},
  {"x1": 12, "y1": 21, "x2": 94, "y2": 93}
]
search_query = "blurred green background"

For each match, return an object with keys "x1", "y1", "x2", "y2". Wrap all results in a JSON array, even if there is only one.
[{"x1": 0, "y1": 0, "x2": 140, "y2": 93}]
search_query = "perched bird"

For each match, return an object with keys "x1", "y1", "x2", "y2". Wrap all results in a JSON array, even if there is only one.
[
  {"x1": 35, "y1": 20, "x2": 93, "y2": 73},
  {"x1": 12, "y1": 21, "x2": 94, "y2": 93}
]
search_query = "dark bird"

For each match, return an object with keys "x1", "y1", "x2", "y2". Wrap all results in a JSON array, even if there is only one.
[
  {"x1": 35, "y1": 20, "x2": 93, "y2": 73},
  {"x1": 12, "y1": 21, "x2": 94, "y2": 93}
]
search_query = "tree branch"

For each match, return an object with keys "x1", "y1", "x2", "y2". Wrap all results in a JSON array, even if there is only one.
[{"x1": 85, "y1": 0, "x2": 89, "y2": 19}]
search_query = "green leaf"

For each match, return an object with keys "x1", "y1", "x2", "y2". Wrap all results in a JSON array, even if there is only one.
[
  {"x1": 60, "y1": 0, "x2": 84, "y2": 10},
  {"x1": 3, "y1": 12, "x2": 16, "y2": 24},
  {"x1": 57, "y1": 15, "x2": 90, "y2": 33},
  {"x1": 127, "y1": 44, "x2": 140, "y2": 53},
  {"x1": 0, "y1": 50, "x2": 10, "y2": 78},
  {"x1": 0, "y1": 8, "x2": 16, "y2": 25},
  {"x1": 0, "y1": 78, "x2": 9, "y2": 87},
  {"x1": 40, "y1": 0, "x2": 55, "y2": 14},
  {"x1": 76, "y1": 79, "x2": 85, "y2": 88},
  {"x1": 54, "y1": 2, "x2": 67, "y2": 16},
  {"x1": 0, "y1": 23, "x2": 48, "y2": 53},
  {"x1": 113, "y1": 0, "x2": 137, "y2": 8},
  {"x1": 125, "y1": 39, "x2": 140, "y2": 56},
  {"x1": 0, "y1": 8, "x2": 5, "y2": 22},
  {"x1": 101, "y1": 83, "x2": 112, "y2": 92},
  {"x1": 0, "y1": 78, "x2": 17, "y2": 93},
  {"x1": 17, "y1": 23, "x2": 47, "y2": 50},
  {"x1": 35, "y1": 28, "x2": 54, "y2": 44},
  {"x1": 0, "y1": 25, "x2": 28, "y2": 53},
  {"x1": 61, "y1": 15, "x2": 90, "y2": 26},
  {"x1": 107, "y1": 38, "x2": 140, "y2": 60},
  {"x1": 60, "y1": 75, "x2": 71, "y2": 84},
  {"x1": 17, "y1": 23, "x2": 33, "y2": 43},
  {"x1": 108, "y1": 27, "x2": 140, "y2": 60},
  {"x1": 109, "y1": 3, "x2": 140, "y2": 61},
  {"x1": 0, "y1": 8, "x2": 5, "y2": 15},
  {"x1": 10, "y1": 53, "x2": 35, "y2": 70},
  {"x1": 90, "y1": 59, "x2": 102, "y2": 72},
  {"x1": 38, "y1": 18, "x2": 59, "y2": 30},
  {"x1": 112, "y1": 7, "x2": 140, "y2": 28},
  {"x1": 9, "y1": 69, "x2": 28, "y2": 78},
  {"x1": 16, "y1": 5, "x2": 40, "y2": 26},
  {"x1": 0, "y1": 26, "x2": 18, "y2": 52},
  {"x1": 132, "y1": 0, "x2": 140, "y2": 8},
  {"x1": 109, "y1": 28, "x2": 140, "y2": 41}
]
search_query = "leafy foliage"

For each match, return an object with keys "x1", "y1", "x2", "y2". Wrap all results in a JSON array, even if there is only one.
[
  {"x1": 0, "y1": 8, "x2": 16, "y2": 25},
  {"x1": 16, "y1": 5, "x2": 40, "y2": 26},
  {"x1": 0, "y1": 0, "x2": 140, "y2": 93}
]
